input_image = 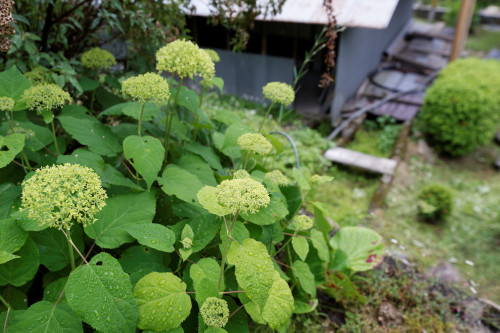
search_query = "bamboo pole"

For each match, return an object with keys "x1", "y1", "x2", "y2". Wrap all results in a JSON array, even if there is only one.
[{"x1": 449, "y1": 0, "x2": 477, "y2": 61}]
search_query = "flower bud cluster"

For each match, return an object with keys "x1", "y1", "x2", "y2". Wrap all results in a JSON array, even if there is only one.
[
  {"x1": 21, "y1": 163, "x2": 107, "y2": 230},
  {"x1": 262, "y1": 82, "x2": 295, "y2": 106},
  {"x1": 122, "y1": 72, "x2": 170, "y2": 105},
  {"x1": 0, "y1": 0, "x2": 15, "y2": 52},
  {"x1": 156, "y1": 39, "x2": 215, "y2": 80},
  {"x1": 181, "y1": 237, "x2": 192, "y2": 249},
  {"x1": 200, "y1": 297, "x2": 229, "y2": 328},
  {"x1": 81, "y1": 47, "x2": 117, "y2": 71},
  {"x1": 23, "y1": 84, "x2": 72, "y2": 113},
  {"x1": 24, "y1": 67, "x2": 49, "y2": 85},
  {"x1": 237, "y1": 133, "x2": 272, "y2": 155},
  {"x1": 0, "y1": 96, "x2": 14, "y2": 111},
  {"x1": 293, "y1": 215, "x2": 313, "y2": 231},
  {"x1": 264, "y1": 170, "x2": 289, "y2": 186},
  {"x1": 232, "y1": 169, "x2": 251, "y2": 179},
  {"x1": 215, "y1": 178, "x2": 270, "y2": 214}
]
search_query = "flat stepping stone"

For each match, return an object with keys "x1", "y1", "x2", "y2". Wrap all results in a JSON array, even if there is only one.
[{"x1": 324, "y1": 147, "x2": 397, "y2": 175}]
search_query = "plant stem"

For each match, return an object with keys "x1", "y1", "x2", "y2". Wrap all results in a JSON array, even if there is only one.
[
  {"x1": 50, "y1": 120, "x2": 61, "y2": 155},
  {"x1": 90, "y1": 90, "x2": 96, "y2": 114},
  {"x1": 164, "y1": 78, "x2": 183, "y2": 162},
  {"x1": 193, "y1": 86, "x2": 206, "y2": 141},
  {"x1": 137, "y1": 102, "x2": 146, "y2": 136},
  {"x1": 65, "y1": 227, "x2": 75, "y2": 271},
  {"x1": 218, "y1": 213, "x2": 237, "y2": 292},
  {"x1": 258, "y1": 102, "x2": 274, "y2": 133},
  {"x1": 0, "y1": 295, "x2": 10, "y2": 310},
  {"x1": 21, "y1": 151, "x2": 31, "y2": 170},
  {"x1": 274, "y1": 231, "x2": 297, "y2": 256}
]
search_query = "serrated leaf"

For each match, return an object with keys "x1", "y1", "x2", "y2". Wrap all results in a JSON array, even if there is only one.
[
  {"x1": 292, "y1": 261, "x2": 316, "y2": 297},
  {"x1": 158, "y1": 165, "x2": 204, "y2": 204},
  {"x1": 57, "y1": 148, "x2": 142, "y2": 190},
  {"x1": 0, "y1": 134, "x2": 25, "y2": 168},
  {"x1": 310, "y1": 229, "x2": 329, "y2": 262},
  {"x1": 100, "y1": 102, "x2": 160, "y2": 121},
  {"x1": 85, "y1": 192, "x2": 156, "y2": 248},
  {"x1": 190, "y1": 258, "x2": 221, "y2": 291},
  {"x1": 6, "y1": 301, "x2": 82, "y2": 333},
  {"x1": 123, "y1": 135, "x2": 164, "y2": 190},
  {"x1": 261, "y1": 272, "x2": 294, "y2": 330},
  {"x1": 12, "y1": 209, "x2": 48, "y2": 232},
  {"x1": 184, "y1": 142, "x2": 223, "y2": 170},
  {"x1": 0, "y1": 218, "x2": 28, "y2": 254},
  {"x1": 227, "y1": 239, "x2": 274, "y2": 311},
  {"x1": 0, "y1": 251, "x2": 18, "y2": 264},
  {"x1": 195, "y1": 278, "x2": 219, "y2": 305},
  {"x1": 66, "y1": 252, "x2": 137, "y2": 333},
  {"x1": 43, "y1": 277, "x2": 68, "y2": 303},
  {"x1": 58, "y1": 115, "x2": 122, "y2": 157},
  {"x1": 133, "y1": 272, "x2": 192, "y2": 331},
  {"x1": 241, "y1": 193, "x2": 288, "y2": 226},
  {"x1": 292, "y1": 236, "x2": 309, "y2": 261},
  {"x1": 31, "y1": 226, "x2": 84, "y2": 271},
  {"x1": 0, "y1": 66, "x2": 31, "y2": 110},
  {"x1": 0, "y1": 237, "x2": 39, "y2": 286},
  {"x1": 0, "y1": 115, "x2": 52, "y2": 152},
  {"x1": 329, "y1": 226, "x2": 384, "y2": 273},
  {"x1": 125, "y1": 224, "x2": 175, "y2": 253},
  {"x1": 178, "y1": 154, "x2": 217, "y2": 186},
  {"x1": 197, "y1": 186, "x2": 232, "y2": 216}
]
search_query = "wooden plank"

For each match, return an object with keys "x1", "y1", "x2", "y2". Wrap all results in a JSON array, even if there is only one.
[
  {"x1": 324, "y1": 147, "x2": 398, "y2": 175},
  {"x1": 450, "y1": 0, "x2": 477, "y2": 61}
]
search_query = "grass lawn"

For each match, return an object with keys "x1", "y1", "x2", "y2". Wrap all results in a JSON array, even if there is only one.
[{"x1": 466, "y1": 27, "x2": 500, "y2": 52}]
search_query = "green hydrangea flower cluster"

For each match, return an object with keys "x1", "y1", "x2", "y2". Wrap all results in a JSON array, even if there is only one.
[
  {"x1": 21, "y1": 163, "x2": 107, "y2": 230},
  {"x1": 216, "y1": 178, "x2": 270, "y2": 214},
  {"x1": 204, "y1": 49, "x2": 220, "y2": 63},
  {"x1": 0, "y1": 96, "x2": 14, "y2": 111},
  {"x1": 181, "y1": 237, "x2": 193, "y2": 249},
  {"x1": 24, "y1": 67, "x2": 48, "y2": 85},
  {"x1": 7, "y1": 127, "x2": 34, "y2": 138},
  {"x1": 293, "y1": 215, "x2": 313, "y2": 231},
  {"x1": 23, "y1": 84, "x2": 72, "y2": 113},
  {"x1": 156, "y1": 39, "x2": 215, "y2": 80},
  {"x1": 122, "y1": 72, "x2": 171, "y2": 105},
  {"x1": 262, "y1": 82, "x2": 295, "y2": 106},
  {"x1": 200, "y1": 297, "x2": 229, "y2": 328},
  {"x1": 237, "y1": 133, "x2": 273, "y2": 155},
  {"x1": 233, "y1": 169, "x2": 251, "y2": 179},
  {"x1": 265, "y1": 170, "x2": 289, "y2": 186},
  {"x1": 81, "y1": 47, "x2": 117, "y2": 70}
]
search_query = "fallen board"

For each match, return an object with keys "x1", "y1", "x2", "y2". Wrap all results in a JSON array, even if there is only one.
[{"x1": 324, "y1": 147, "x2": 398, "y2": 175}]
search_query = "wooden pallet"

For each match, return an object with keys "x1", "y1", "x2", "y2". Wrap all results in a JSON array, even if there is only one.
[{"x1": 324, "y1": 147, "x2": 398, "y2": 175}]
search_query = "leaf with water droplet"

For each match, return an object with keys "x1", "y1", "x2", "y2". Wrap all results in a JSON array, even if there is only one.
[
  {"x1": 0, "y1": 218, "x2": 28, "y2": 254},
  {"x1": 65, "y1": 252, "x2": 137, "y2": 333},
  {"x1": 6, "y1": 301, "x2": 82, "y2": 332},
  {"x1": 0, "y1": 237, "x2": 39, "y2": 287},
  {"x1": 134, "y1": 272, "x2": 191, "y2": 331},
  {"x1": 125, "y1": 223, "x2": 175, "y2": 253}
]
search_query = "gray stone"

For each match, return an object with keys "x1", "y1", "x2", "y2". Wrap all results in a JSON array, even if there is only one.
[
  {"x1": 428, "y1": 261, "x2": 463, "y2": 284},
  {"x1": 377, "y1": 301, "x2": 403, "y2": 326}
]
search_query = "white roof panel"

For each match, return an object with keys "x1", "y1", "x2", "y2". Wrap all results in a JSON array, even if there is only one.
[{"x1": 189, "y1": 0, "x2": 400, "y2": 29}]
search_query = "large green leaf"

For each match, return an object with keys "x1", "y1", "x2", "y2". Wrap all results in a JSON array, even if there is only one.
[
  {"x1": 66, "y1": 252, "x2": 137, "y2": 333},
  {"x1": 184, "y1": 142, "x2": 223, "y2": 170},
  {"x1": 0, "y1": 183, "x2": 20, "y2": 218},
  {"x1": 241, "y1": 193, "x2": 288, "y2": 226},
  {"x1": 0, "y1": 133, "x2": 25, "y2": 168},
  {"x1": 57, "y1": 148, "x2": 142, "y2": 190},
  {"x1": 291, "y1": 260, "x2": 316, "y2": 297},
  {"x1": 31, "y1": 225, "x2": 84, "y2": 271},
  {"x1": 292, "y1": 236, "x2": 309, "y2": 262},
  {"x1": 310, "y1": 229, "x2": 330, "y2": 263},
  {"x1": 0, "y1": 251, "x2": 18, "y2": 264},
  {"x1": 0, "y1": 218, "x2": 27, "y2": 254},
  {"x1": 261, "y1": 272, "x2": 294, "y2": 330},
  {"x1": 190, "y1": 258, "x2": 220, "y2": 290},
  {"x1": 79, "y1": 75, "x2": 99, "y2": 92},
  {"x1": 197, "y1": 186, "x2": 232, "y2": 217},
  {"x1": 0, "y1": 114, "x2": 53, "y2": 152},
  {"x1": 85, "y1": 192, "x2": 156, "y2": 248},
  {"x1": 99, "y1": 102, "x2": 160, "y2": 121},
  {"x1": 125, "y1": 224, "x2": 175, "y2": 253},
  {"x1": 43, "y1": 277, "x2": 68, "y2": 304},
  {"x1": 123, "y1": 135, "x2": 164, "y2": 190},
  {"x1": 227, "y1": 239, "x2": 274, "y2": 311},
  {"x1": 133, "y1": 272, "x2": 192, "y2": 331},
  {"x1": 329, "y1": 226, "x2": 384, "y2": 273},
  {"x1": 158, "y1": 165, "x2": 204, "y2": 204},
  {"x1": 58, "y1": 115, "x2": 122, "y2": 157},
  {"x1": 6, "y1": 301, "x2": 82, "y2": 333},
  {"x1": 224, "y1": 296, "x2": 249, "y2": 333},
  {"x1": 0, "y1": 237, "x2": 39, "y2": 286},
  {"x1": 170, "y1": 215, "x2": 220, "y2": 254},
  {"x1": 177, "y1": 154, "x2": 217, "y2": 186},
  {"x1": 0, "y1": 66, "x2": 31, "y2": 111}
]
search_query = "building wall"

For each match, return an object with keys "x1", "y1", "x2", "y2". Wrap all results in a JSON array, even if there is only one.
[{"x1": 330, "y1": 0, "x2": 414, "y2": 125}]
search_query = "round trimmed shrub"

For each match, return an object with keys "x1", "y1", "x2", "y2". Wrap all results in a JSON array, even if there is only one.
[
  {"x1": 417, "y1": 184, "x2": 454, "y2": 222},
  {"x1": 418, "y1": 58, "x2": 500, "y2": 156}
]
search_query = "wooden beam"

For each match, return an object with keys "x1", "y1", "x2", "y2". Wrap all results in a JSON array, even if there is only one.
[{"x1": 450, "y1": 0, "x2": 477, "y2": 61}]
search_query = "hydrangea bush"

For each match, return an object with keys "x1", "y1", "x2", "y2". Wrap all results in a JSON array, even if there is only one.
[{"x1": 0, "y1": 40, "x2": 384, "y2": 333}]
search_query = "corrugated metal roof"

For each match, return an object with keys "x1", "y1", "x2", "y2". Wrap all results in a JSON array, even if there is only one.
[{"x1": 189, "y1": 0, "x2": 400, "y2": 29}]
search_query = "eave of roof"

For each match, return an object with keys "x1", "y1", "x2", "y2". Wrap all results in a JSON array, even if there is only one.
[{"x1": 188, "y1": 0, "x2": 400, "y2": 29}]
